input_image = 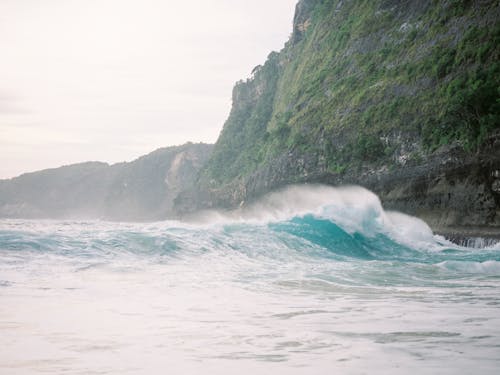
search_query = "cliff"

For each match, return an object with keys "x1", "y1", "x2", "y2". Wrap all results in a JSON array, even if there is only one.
[
  {"x1": 0, "y1": 143, "x2": 213, "y2": 221},
  {"x1": 185, "y1": 0, "x2": 500, "y2": 237}
]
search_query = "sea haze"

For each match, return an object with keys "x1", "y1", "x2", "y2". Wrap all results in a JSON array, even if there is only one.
[{"x1": 1, "y1": 186, "x2": 499, "y2": 374}]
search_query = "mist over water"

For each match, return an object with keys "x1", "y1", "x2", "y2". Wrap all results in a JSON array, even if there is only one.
[{"x1": 1, "y1": 186, "x2": 500, "y2": 374}]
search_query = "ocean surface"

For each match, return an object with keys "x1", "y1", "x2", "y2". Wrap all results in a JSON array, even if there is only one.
[{"x1": 1, "y1": 185, "x2": 499, "y2": 374}]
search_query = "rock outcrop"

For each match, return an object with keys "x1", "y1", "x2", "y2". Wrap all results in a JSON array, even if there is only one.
[{"x1": 182, "y1": 0, "x2": 500, "y2": 238}]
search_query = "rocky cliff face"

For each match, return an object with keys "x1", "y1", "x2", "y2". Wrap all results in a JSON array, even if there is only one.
[
  {"x1": 0, "y1": 143, "x2": 213, "y2": 221},
  {"x1": 185, "y1": 0, "x2": 500, "y2": 237}
]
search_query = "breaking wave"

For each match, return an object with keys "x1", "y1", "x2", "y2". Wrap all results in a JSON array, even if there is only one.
[{"x1": 1, "y1": 185, "x2": 500, "y2": 374}]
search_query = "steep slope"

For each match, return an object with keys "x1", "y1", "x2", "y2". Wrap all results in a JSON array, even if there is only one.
[
  {"x1": 190, "y1": 0, "x2": 500, "y2": 236},
  {"x1": 0, "y1": 143, "x2": 212, "y2": 221}
]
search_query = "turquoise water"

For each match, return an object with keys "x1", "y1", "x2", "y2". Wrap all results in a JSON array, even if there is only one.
[{"x1": 1, "y1": 186, "x2": 499, "y2": 374}]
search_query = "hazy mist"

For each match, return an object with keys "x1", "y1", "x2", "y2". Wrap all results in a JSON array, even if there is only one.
[{"x1": 0, "y1": 0, "x2": 297, "y2": 178}]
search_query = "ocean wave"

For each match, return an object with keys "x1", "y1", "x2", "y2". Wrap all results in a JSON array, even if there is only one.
[
  {"x1": 1, "y1": 185, "x2": 499, "y2": 270},
  {"x1": 190, "y1": 185, "x2": 436, "y2": 246}
]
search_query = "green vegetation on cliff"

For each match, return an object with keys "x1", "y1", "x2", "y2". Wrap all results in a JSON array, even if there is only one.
[{"x1": 202, "y1": 0, "x2": 500, "y2": 185}]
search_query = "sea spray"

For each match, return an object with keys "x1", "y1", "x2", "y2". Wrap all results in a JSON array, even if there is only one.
[{"x1": 188, "y1": 185, "x2": 441, "y2": 251}]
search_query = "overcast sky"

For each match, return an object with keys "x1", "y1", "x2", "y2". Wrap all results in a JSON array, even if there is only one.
[{"x1": 0, "y1": 0, "x2": 297, "y2": 179}]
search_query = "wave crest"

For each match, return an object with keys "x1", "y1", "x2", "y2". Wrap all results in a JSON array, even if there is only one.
[{"x1": 192, "y1": 184, "x2": 437, "y2": 250}]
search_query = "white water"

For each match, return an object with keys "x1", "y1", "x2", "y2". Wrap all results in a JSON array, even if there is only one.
[{"x1": 1, "y1": 186, "x2": 500, "y2": 374}]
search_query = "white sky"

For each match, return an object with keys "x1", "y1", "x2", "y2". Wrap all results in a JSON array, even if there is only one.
[{"x1": 0, "y1": 0, "x2": 297, "y2": 178}]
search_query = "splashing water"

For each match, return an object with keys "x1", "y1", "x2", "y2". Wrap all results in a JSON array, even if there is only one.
[{"x1": 1, "y1": 185, "x2": 499, "y2": 374}]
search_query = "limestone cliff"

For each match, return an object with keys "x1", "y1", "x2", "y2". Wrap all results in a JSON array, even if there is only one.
[{"x1": 186, "y1": 0, "x2": 500, "y2": 237}]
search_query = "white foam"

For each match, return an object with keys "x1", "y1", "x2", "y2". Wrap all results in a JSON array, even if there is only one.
[
  {"x1": 437, "y1": 260, "x2": 500, "y2": 275},
  {"x1": 185, "y1": 184, "x2": 438, "y2": 249},
  {"x1": 384, "y1": 211, "x2": 436, "y2": 250}
]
